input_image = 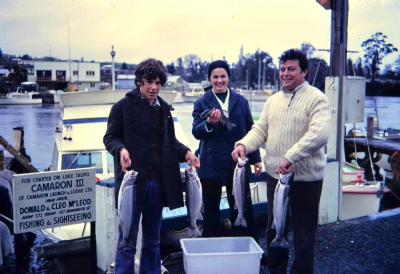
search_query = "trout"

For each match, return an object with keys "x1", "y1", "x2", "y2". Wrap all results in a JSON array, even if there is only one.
[
  {"x1": 185, "y1": 167, "x2": 203, "y2": 237},
  {"x1": 270, "y1": 172, "x2": 294, "y2": 249},
  {"x1": 233, "y1": 157, "x2": 249, "y2": 227},
  {"x1": 117, "y1": 169, "x2": 138, "y2": 249},
  {"x1": 200, "y1": 108, "x2": 237, "y2": 132}
]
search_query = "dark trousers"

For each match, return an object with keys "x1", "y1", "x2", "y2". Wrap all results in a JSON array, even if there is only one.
[
  {"x1": 266, "y1": 174, "x2": 322, "y2": 274},
  {"x1": 115, "y1": 178, "x2": 164, "y2": 274},
  {"x1": 201, "y1": 177, "x2": 258, "y2": 241}
]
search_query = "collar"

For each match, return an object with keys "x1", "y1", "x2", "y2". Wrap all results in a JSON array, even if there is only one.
[
  {"x1": 140, "y1": 94, "x2": 161, "y2": 107},
  {"x1": 283, "y1": 81, "x2": 308, "y2": 94},
  {"x1": 212, "y1": 88, "x2": 230, "y2": 116}
]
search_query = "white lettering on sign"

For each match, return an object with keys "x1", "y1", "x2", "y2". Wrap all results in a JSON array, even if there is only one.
[{"x1": 13, "y1": 168, "x2": 96, "y2": 234}]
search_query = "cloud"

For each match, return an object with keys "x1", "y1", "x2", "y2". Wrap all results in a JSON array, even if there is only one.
[{"x1": 0, "y1": 0, "x2": 398, "y2": 68}]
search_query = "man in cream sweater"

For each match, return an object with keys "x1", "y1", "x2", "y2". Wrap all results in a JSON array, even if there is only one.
[{"x1": 232, "y1": 49, "x2": 330, "y2": 274}]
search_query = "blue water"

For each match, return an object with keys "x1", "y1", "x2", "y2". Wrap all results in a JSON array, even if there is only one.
[{"x1": 1, "y1": 96, "x2": 399, "y2": 170}]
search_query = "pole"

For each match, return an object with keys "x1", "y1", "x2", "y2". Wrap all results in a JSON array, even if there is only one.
[
  {"x1": 111, "y1": 45, "x2": 116, "y2": 91},
  {"x1": 258, "y1": 59, "x2": 261, "y2": 91},
  {"x1": 66, "y1": 1, "x2": 72, "y2": 91},
  {"x1": 328, "y1": 0, "x2": 348, "y2": 221},
  {"x1": 262, "y1": 60, "x2": 266, "y2": 91},
  {"x1": 330, "y1": 0, "x2": 348, "y2": 160},
  {"x1": 246, "y1": 69, "x2": 249, "y2": 90}
]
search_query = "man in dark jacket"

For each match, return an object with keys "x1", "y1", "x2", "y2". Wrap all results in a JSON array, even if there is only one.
[{"x1": 104, "y1": 58, "x2": 199, "y2": 274}]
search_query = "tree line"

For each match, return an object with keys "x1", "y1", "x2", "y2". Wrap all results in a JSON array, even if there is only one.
[{"x1": 0, "y1": 32, "x2": 399, "y2": 95}]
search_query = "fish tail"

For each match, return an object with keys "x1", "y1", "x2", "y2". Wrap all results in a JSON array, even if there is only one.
[
  {"x1": 187, "y1": 227, "x2": 201, "y2": 238},
  {"x1": 234, "y1": 216, "x2": 247, "y2": 228},
  {"x1": 194, "y1": 227, "x2": 202, "y2": 237},
  {"x1": 270, "y1": 237, "x2": 290, "y2": 249}
]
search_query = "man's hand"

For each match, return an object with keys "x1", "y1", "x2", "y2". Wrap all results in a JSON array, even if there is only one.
[
  {"x1": 275, "y1": 159, "x2": 292, "y2": 175},
  {"x1": 186, "y1": 151, "x2": 200, "y2": 168},
  {"x1": 253, "y1": 162, "x2": 263, "y2": 177},
  {"x1": 120, "y1": 148, "x2": 132, "y2": 173},
  {"x1": 231, "y1": 144, "x2": 246, "y2": 161},
  {"x1": 207, "y1": 109, "x2": 221, "y2": 124}
]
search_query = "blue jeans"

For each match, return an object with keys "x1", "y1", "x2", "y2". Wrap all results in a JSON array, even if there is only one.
[{"x1": 115, "y1": 178, "x2": 165, "y2": 274}]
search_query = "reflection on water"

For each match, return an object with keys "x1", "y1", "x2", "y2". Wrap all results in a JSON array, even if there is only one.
[{"x1": 0, "y1": 104, "x2": 60, "y2": 171}]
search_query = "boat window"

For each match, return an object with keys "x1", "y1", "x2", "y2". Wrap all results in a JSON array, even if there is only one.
[
  {"x1": 32, "y1": 94, "x2": 41, "y2": 99},
  {"x1": 61, "y1": 152, "x2": 104, "y2": 174}
]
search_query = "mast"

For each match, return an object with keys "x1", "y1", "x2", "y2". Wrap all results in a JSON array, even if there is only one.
[{"x1": 66, "y1": 0, "x2": 72, "y2": 91}]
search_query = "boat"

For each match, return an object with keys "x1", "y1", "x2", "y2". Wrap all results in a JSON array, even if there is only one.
[
  {"x1": 0, "y1": 91, "x2": 42, "y2": 105},
  {"x1": 341, "y1": 181, "x2": 388, "y2": 220},
  {"x1": 340, "y1": 161, "x2": 389, "y2": 220},
  {"x1": 169, "y1": 90, "x2": 184, "y2": 104},
  {"x1": 48, "y1": 90, "x2": 64, "y2": 103},
  {"x1": 345, "y1": 124, "x2": 400, "y2": 181},
  {"x1": 239, "y1": 89, "x2": 272, "y2": 102},
  {"x1": 181, "y1": 88, "x2": 205, "y2": 103}
]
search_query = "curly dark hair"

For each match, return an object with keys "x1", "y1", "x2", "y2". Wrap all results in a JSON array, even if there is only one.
[
  {"x1": 279, "y1": 49, "x2": 309, "y2": 79},
  {"x1": 134, "y1": 58, "x2": 168, "y2": 87}
]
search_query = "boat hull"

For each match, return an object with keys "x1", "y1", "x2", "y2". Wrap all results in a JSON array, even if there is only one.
[
  {"x1": 0, "y1": 92, "x2": 42, "y2": 105},
  {"x1": 0, "y1": 98, "x2": 42, "y2": 105},
  {"x1": 341, "y1": 183, "x2": 387, "y2": 220}
]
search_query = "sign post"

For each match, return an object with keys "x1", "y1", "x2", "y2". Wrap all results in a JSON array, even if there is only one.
[{"x1": 12, "y1": 167, "x2": 96, "y2": 233}]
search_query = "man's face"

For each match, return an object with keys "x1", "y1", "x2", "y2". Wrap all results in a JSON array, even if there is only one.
[
  {"x1": 139, "y1": 77, "x2": 162, "y2": 102},
  {"x1": 279, "y1": 60, "x2": 307, "y2": 92}
]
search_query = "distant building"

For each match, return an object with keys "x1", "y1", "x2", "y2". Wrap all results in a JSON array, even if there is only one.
[
  {"x1": 100, "y1": 65, "x2": 135, "y2": 85},
  {"x1": 117, "y1": 75, "x2": 135, "y2": 90},
  {"x1": 164, "y1": 75, "x2": 187, "y2": 91},
  {"x1": 33, "y1": 61, "x2": 100, "y2": 91}
]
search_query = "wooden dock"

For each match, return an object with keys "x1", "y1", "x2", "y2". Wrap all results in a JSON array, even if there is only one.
[{"x1": 345, "y1": 137, "x2": 400, "y2": 156}]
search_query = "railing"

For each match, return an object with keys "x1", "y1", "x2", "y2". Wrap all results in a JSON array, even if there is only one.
[
  {"x1": 36, "y1": 76, "x2": 52, "y2": 81},
  {"x1": 56, "y1": 76, "x2": 66, "y2": 82},
  {"x1": 35, "y1": 76, "x2": 71, "y2": 82}
]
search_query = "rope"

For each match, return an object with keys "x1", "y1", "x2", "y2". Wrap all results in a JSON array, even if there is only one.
[
  {"x1": 386, "y1": 186, "x2": 400, "y2": 201},
  {"x1": 365, "y1": 136, "x2": 377, "y2": 182},
  {"x1": 352, "y1": 124, "x2": 358, "y2": 162},
  {"x1": 312, "y1": 60, "x2": 322, "y2": 86}
]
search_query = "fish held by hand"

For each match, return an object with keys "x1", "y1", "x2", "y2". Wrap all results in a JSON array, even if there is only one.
[{"x1": 200, "y1": 108, "x2": 236, "y2": 132}]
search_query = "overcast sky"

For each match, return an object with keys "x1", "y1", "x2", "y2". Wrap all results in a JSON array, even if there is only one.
[{"x1": 1, "y1": 0, "x2": 399, "y2": 68}]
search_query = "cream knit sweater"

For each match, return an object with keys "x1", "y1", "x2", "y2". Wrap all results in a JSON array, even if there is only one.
[{"x1": 237, "y1": 82, "x2": 331, "y2": 181}]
